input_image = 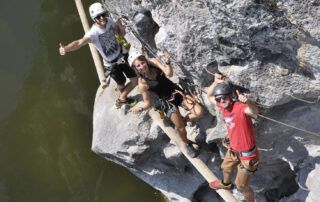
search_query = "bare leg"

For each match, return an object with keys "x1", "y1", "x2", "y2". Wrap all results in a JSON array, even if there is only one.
[
  {"x1": 118, "y1": 77, "x2": 138, "y2": 101},
  {"x1": 235, "y1": 165, "x2": 255, "y2": 202},
  {"x1": 170, "y1": 109, "x2": 188, "y2": 144},
  {"x1": 241, "y1": 186, "x2": 255, "y2": 202},
  {"x1": 182, "y1": 94, "x2": 204, "y2": 122},
  {"x1": 117, "y1": 84, "x2": 125, "y2": 93}
]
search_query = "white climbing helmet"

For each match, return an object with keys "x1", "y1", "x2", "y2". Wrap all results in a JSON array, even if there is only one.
[
  {"x1": 128, "y1": 49, "x2": 144, "y2": 67},
  {"x1": 89, "y1": 2, "x2": 106, "y2": 20}
]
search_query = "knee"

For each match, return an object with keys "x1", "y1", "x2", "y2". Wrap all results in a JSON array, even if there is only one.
[
  {"x1": 221, "y1": 164, "x2": 232, "y2": 175},
  {"x1": 186, "y1": 104, "x2": 204, "y2": 120},
  {"x1": 195, "y1": 104, "x2": 204, "y2": 118},
  {"x1": 117, "y1": 85, "x2": 125, "y2": 92},
  {"x1": 177, "y1": 127, "x2": 186, "y2": 134},
  {"x1": 236, "y1": 183, "x2": 251, "y2": 193}
]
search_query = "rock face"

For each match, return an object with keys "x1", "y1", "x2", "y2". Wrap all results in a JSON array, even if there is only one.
[{"x1": 92, "y1": 0, "x2": 320, "y2": 201}]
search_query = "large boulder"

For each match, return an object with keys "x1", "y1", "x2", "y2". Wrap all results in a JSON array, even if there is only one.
[{"x1": 92, "y1": 0, "x2": 320, "y2": 201}]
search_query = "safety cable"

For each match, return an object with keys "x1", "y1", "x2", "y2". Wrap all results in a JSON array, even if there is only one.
[
  {"x1": 288, "y1": 90, "x2": 320, "y2": 104},
  {"x1": 205, "y1": 63, "x2": 319, "y2": 136},
  {"x1": 257, "y1": 114, "x2": 319, "y2": 138},
  {"x1": 108, "y1": 10, "x2": 165, "y2": 63},
  {"x1": 206, "y1": 65, "x2": 320, "y2": 105}
]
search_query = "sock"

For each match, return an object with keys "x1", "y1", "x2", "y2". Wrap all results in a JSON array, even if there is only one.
[{"x1": 221, "y1": 180, "x2": 231, "y2": 186}]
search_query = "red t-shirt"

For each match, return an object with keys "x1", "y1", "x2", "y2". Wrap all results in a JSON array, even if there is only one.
[{"x1": 217, "y1": 101, "x2": 258, "y2": 160}]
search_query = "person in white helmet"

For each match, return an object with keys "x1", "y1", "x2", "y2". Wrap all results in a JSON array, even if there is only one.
[
  {"x1": 59, "y1": 2, "x2": 138, "y2": 109},
  {"x1": 128, "y1": 50, "x2": 204, "y2": 158}
]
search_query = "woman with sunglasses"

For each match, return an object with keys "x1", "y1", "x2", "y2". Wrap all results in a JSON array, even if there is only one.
[
  {"x1": 128, "y1": 50, "x2": 204, "y2": 158},
  {"x1": 59, "y1": 2, "x2": 138, "y2": 109},
  {"x1": 207, "y1": 73, "x2": 259, "y2": 202}
]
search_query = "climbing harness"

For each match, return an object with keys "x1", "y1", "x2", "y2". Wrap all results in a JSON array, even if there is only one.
[
  {"x1": 230, "y1": 146, "x2": 257, "y2": 158},
  {"x1": 154, "y1": 90, "x2": 183, "y2": 119},
  {"x1": 238, "y1": 158, "x2": 259, "y2": 174}
]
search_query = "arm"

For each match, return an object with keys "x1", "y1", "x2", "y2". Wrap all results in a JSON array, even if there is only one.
[
  {"x1": 244, "y1": 99, "x2": 259, "y2": 118},
  {"x1": 115, "y1": 17, "x2": 126, "y2": 36},
  {"x1": 129, "y1": 79, "x2": 152, "y2": 113},
  {"x1": 59, "y1": 36, "x2": 90, "y2": 56},
  {"x1": 149, "y1": 51, "x2": 173, "y2": 77},
  {"x1": 236, "y1": 90, "x2": 259, "y2": 118},
  {"x1": 207, "y1": 73, "x2": 225, "y2": 104}
]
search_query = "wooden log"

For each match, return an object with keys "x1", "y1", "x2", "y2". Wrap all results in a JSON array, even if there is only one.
[
  {"x1": 149, "y1": 109, "x2": 238, "y2": 202},
  {"x1": 74, "y1": 0, "x2": 107, "y2": 87}
]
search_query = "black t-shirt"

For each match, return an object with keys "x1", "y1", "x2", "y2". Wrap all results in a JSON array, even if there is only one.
[{"x1": 142, "y1": 65, "x2": 181, "y2": 99}]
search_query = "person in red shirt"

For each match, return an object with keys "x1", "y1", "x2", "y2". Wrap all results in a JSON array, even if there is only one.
[{"x1": 207, "y1": 73, "x2": 259, "y2": 202}]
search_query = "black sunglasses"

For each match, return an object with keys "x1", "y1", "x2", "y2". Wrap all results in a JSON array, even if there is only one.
[
  {"x1": 95, "y1": 13, "x2": 107, "y2": 20},
  {"x1": 215, "y1": 95, "x2": 229, "y2": 103}
]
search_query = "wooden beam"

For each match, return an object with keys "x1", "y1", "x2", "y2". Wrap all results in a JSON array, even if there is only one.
[
  {"x1": 74, "y1": 0, "x2": 107, "y2": 87},
  {"x1": 149, "y1": 109, "x2": 238, "y2": 202}
]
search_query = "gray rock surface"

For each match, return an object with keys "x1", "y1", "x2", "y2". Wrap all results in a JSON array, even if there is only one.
[{"x1": 92, "y1": 0, "x2": 320, "y2": 201}]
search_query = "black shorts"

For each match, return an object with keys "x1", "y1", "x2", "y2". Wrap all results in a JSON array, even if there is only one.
[{"x1": 104, "y1": 63, "x2": 137, "y2": 85}]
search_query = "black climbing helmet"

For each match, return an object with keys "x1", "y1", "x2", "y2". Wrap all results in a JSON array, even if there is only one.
[{"x1": 213, "y1": 83, "x2": 232, "y2": 96}]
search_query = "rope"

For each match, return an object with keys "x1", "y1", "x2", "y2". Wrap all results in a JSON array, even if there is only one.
[
  {"x1": 203, "y1": 63, "x2": 319, "y2": 137},
  {"x1": 288, "y1": 90, "x2": 320, "y2": 104},
  {"x1": 111, "y1": 11, "x2": 165, "y2": 64},
  {"x1": 257, "y1": 114, "x2": 320, "y2": 138}
]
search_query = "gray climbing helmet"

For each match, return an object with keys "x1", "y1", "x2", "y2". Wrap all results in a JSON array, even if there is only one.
[{"x1": 213, "y1": 83, "x2": 232, "y2": 96}]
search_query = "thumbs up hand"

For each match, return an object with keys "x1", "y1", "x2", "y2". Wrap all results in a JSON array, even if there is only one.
[
  {"x1": 236, "y1": 90, "x2": 248, "y2": 103},
  {"x1": 59, "y1": 43, "x2": 66, "y2": 56}
]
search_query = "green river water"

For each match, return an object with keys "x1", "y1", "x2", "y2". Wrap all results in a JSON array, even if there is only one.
[{"x1": 0, "y1": 0, "x2": 165, "y2": 201}]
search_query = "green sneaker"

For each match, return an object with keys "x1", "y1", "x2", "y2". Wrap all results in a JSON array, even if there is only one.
[{"x1": 115, "y1": 98, "x2": 137, "y2": 109}]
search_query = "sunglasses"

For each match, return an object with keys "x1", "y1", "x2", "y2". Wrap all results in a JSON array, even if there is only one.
[
  {"x1": 95, "y1": 13, "x2": 107, "y2": 20},
  {"x1": 215, "y1": 95, "x2": 229, "y2": 103}
]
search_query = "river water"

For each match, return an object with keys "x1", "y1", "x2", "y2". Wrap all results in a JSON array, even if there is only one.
[{"x1": 0, "y1": 0, "x2": 164, "y2": 201}]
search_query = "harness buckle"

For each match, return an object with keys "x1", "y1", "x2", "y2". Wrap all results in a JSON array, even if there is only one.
[{"x1": 231, "y1": 146, "x2": 257, "y2": 157}]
